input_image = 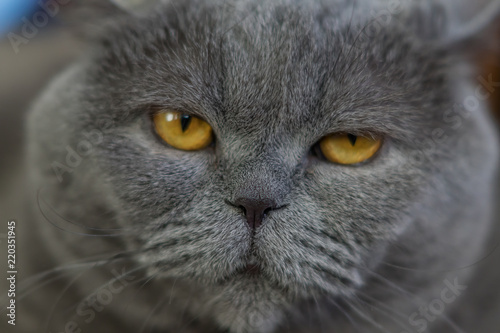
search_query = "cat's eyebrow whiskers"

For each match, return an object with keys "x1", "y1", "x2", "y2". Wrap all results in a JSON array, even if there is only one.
[
  {"x1": 328, "y1": 0, "x2": 357, "y2": 86},
  {"x1": 337, "y1": 16, "x2": 381, "y2": 84}
]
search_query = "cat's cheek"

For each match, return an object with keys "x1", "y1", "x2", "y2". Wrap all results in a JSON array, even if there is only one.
[
  {"x1": 95, "y1": 147, "x2": 213, "y2": 221},
  {"x1": 299, "y1": 142, "x2": 425, "y2": 248}
]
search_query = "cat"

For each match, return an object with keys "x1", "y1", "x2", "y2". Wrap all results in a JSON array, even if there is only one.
[{"x1": 1, "y1": 0, "x2": 500, "y2": 332}]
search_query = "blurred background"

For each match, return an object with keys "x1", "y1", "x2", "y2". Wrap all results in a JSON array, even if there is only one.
[{"x1": 0, "y1": 1, "x2": 82, "y2": 179}]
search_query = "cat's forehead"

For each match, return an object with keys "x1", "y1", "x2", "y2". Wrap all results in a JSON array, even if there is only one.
[{"x1": 94, "y1": 0, "x2": 447, "y2": 140}]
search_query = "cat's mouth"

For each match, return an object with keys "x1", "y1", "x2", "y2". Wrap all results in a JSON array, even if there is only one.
[
  {"x1": 238, "y1": 253, "x2": 262, "y2": 275},
  {"x1": 241, "y1": 263, "x2": 261, "y2": 275}
]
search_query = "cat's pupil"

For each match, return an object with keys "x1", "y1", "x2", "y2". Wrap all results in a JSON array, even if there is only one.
[
  {"x1": 347, "y1": 134, "x2": 357, "y2": 146},
  {"x1": 180, "y1": 115, "x2": 192, "y2": 132}
]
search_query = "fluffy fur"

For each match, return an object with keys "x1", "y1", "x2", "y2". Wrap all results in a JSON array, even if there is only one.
[{"x1": 2, "y1": 0, "x2": 499, "y2": 332}]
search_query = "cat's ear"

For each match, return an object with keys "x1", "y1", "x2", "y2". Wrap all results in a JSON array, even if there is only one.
[
  {"x1": 410, "y1": 0, "x2": 500, "y2": 54},
  {"x1": 443, "y1": 0, "x2": 500, "y2": 48},
  {"x1": 61, "y1": 0, "x2": 156, "y2": 40}
]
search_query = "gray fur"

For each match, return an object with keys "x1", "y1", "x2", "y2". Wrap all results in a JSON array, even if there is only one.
[{"x1": 4, "y1": 0, "x2": 500, "y2": 332}]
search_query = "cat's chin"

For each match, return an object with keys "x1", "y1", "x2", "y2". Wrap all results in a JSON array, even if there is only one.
[
  {"x1": 188, "y1": 269, "x2": 346, "y2": 331},
  {"x1": 204, "y1": 276, "x2": 290, "y2": 333},
  {"x1": 233, "y1": 263, "x2": 261, "y2": 276}
]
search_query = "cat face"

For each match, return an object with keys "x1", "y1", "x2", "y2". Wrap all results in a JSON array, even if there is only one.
[{"x1": 28, "y1": 0, "x2": 499, "y2": 331}]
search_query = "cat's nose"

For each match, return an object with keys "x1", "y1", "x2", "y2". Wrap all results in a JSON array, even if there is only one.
[{"x1": 233, "y1": 198, "x2": 278, "y2": 230}]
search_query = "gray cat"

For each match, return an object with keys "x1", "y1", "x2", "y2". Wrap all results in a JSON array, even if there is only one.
[{"x1": 2, "y1": 0, "x2": 500, "y2": 332}]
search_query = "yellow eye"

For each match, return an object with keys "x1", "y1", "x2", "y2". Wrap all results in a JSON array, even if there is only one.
[
  {"x1": 319, "y1": 134, "x2": 382, "y2": 165},
  {"x1": 153, "y1": 111, "x2": 213, "y2": 151}
]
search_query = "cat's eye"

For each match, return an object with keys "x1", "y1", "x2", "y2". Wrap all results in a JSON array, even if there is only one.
[
  {"x1": 319, "y1": 134, "x2": 382, "y2": 165},
  {"x1": 153, "y1": 111, "x2": 214, "y2": 151}
]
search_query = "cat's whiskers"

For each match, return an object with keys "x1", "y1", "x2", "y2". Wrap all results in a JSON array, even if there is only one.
[
  {"x1": 16, "y1": 250, "x2": 140, "y2": 291},
  {"x1": 327, "y1": 298, "x2": 363, "y2": 333},
  {"x1": 324, "y1": 0, "x2": 357, "y2": 99},
  {"x1": 310, "y1": 292, "x2": 327, "y2": 333},
  {"x1": 352, "y1": 293, "x2": 414, "y2": 331},
  {"x1": 118, "y1": 269, "x2": 163, "y2": 320},
  {"x1": 138, "y1": 295, "x2": 170, "y2": 333},
  {"x1": 344, "y1": 297, "x2": 397, "y2": 333},
  {"x1": 378, "y1": 236, "x2": 500, "y2": 273},
  {"x1": 355, "y1": 265, "x2": 468, "y2": 333},
  {"x1": 176, "y1": 299, "x2": 206, "y2": 333},
  {"x1": 58, "y1": 264, "x2": 150, "y2": 325},
  {"x1": 37, "y1": 187, "x2": 135, "y2": 237},
  {"x1": 355, "y1": 288, "x2": 412, "y2": 319},
  {"x1": 1, "y1": 248, "x2": 148, "y2": 313},
  {"x1": 356, "y1": 290, "x2": 468, "y2": 333},
  {"x1": 329, "y1": 275, "x2": 408, "y2": 332},
  {"x1": 338, "y1": 16, "x2": 384, "y2": 84},
  {"x1": 43, "y1": 270, "x2": 89, "y2": 332}
]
